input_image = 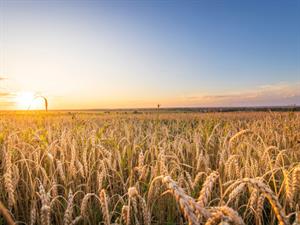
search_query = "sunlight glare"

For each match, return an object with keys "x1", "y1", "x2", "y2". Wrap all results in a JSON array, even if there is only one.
[{"x1": 15, "y1": 92, "x2": 44, "y2": 110}]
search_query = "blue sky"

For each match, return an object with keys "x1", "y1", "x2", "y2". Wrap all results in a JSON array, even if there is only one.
[{"x1": 0, "y1": 0, "x2": 299, "y2": 109}]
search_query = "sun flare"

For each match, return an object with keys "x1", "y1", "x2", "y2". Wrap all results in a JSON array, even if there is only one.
[
  {"x1": 14, "y1": 92, "x2": 45, "y2": 110},
  {"x1": 15, "y1": 92, "x2": 35, "y2": 109}
]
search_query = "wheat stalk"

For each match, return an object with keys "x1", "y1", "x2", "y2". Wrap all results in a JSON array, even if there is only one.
[
  {"x1": 0, "y1": 201, "x2": 16, "y2": 225},
  {"x1": 63, "y1": 190, "x2": 74, "y2": 225},
  {"x1": 99, "y1": 189, "x2": 110, "y2": 225},
  {"x1": 39, "y1": 182, "x2": 51, "y2": 225},
  {"x1": 231, "y1": 178, "x2": 289, "y2": 225},
  {"x1": 197, "y1": 171, "x2": 219, "y2": 208}
]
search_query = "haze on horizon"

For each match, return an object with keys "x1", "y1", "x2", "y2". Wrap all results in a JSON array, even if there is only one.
[{"x1": 0, "y1": 0, "x2": 299, "y2": 110}]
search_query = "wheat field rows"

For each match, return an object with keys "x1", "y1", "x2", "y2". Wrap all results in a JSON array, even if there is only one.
[{"x1": 0, "y1": 112, "x2": 299, "y2": 225}]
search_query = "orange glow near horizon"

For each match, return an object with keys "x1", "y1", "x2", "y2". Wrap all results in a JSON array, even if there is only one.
[{"x1": 4, "y1": 81, "x2": 299, "y2": 111}]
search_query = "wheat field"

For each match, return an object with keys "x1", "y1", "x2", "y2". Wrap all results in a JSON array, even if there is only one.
[{"x1": 0, "y1": 111, "x2": 299, "y2": 225}]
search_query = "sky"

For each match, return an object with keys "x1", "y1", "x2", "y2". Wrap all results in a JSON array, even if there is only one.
[{"x1": 0, "y1": 0, "x2": 299, "y2": 110}]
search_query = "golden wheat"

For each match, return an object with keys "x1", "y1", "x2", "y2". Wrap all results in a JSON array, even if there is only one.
[{"x1": 0, "y1": 111, "x2": 299, "y2": 225}]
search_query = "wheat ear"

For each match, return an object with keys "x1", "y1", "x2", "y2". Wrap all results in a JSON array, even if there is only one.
[{"x1": 99, "y1": 189, "x2": 110, "y2": 225}]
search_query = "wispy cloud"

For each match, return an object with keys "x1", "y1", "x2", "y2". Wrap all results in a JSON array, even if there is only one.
[
  {"x1": 0, "y1": 77, "x2": 14, "y2": 108},
  {"x1": 0, "y1": 92, "x2": 11, "y2": 97},
  {"x1": 0, "y1": 93, "x2": 14, "y2": 109},
  {"x1": 0, "y1": 75, "x2": 15, "y2": 110},
  {"x1": 0, "y1": 101, "x2": 15, "y2": 107},
  {"x1": 183, "y1": 82, "x2": 300, "y2": 107}
]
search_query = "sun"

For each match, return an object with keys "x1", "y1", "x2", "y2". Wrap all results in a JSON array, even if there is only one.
[
  {"x1": 15, "y1": 91, "x2": 45, "y2": 110},
  {"x1": 15, "y1": 92, "x2": 35, "y2": 109}
]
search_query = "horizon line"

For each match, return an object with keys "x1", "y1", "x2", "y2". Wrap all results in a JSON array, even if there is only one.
[{"x1": 1, "y1": 104, "x2": 299, "y2": 112}]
